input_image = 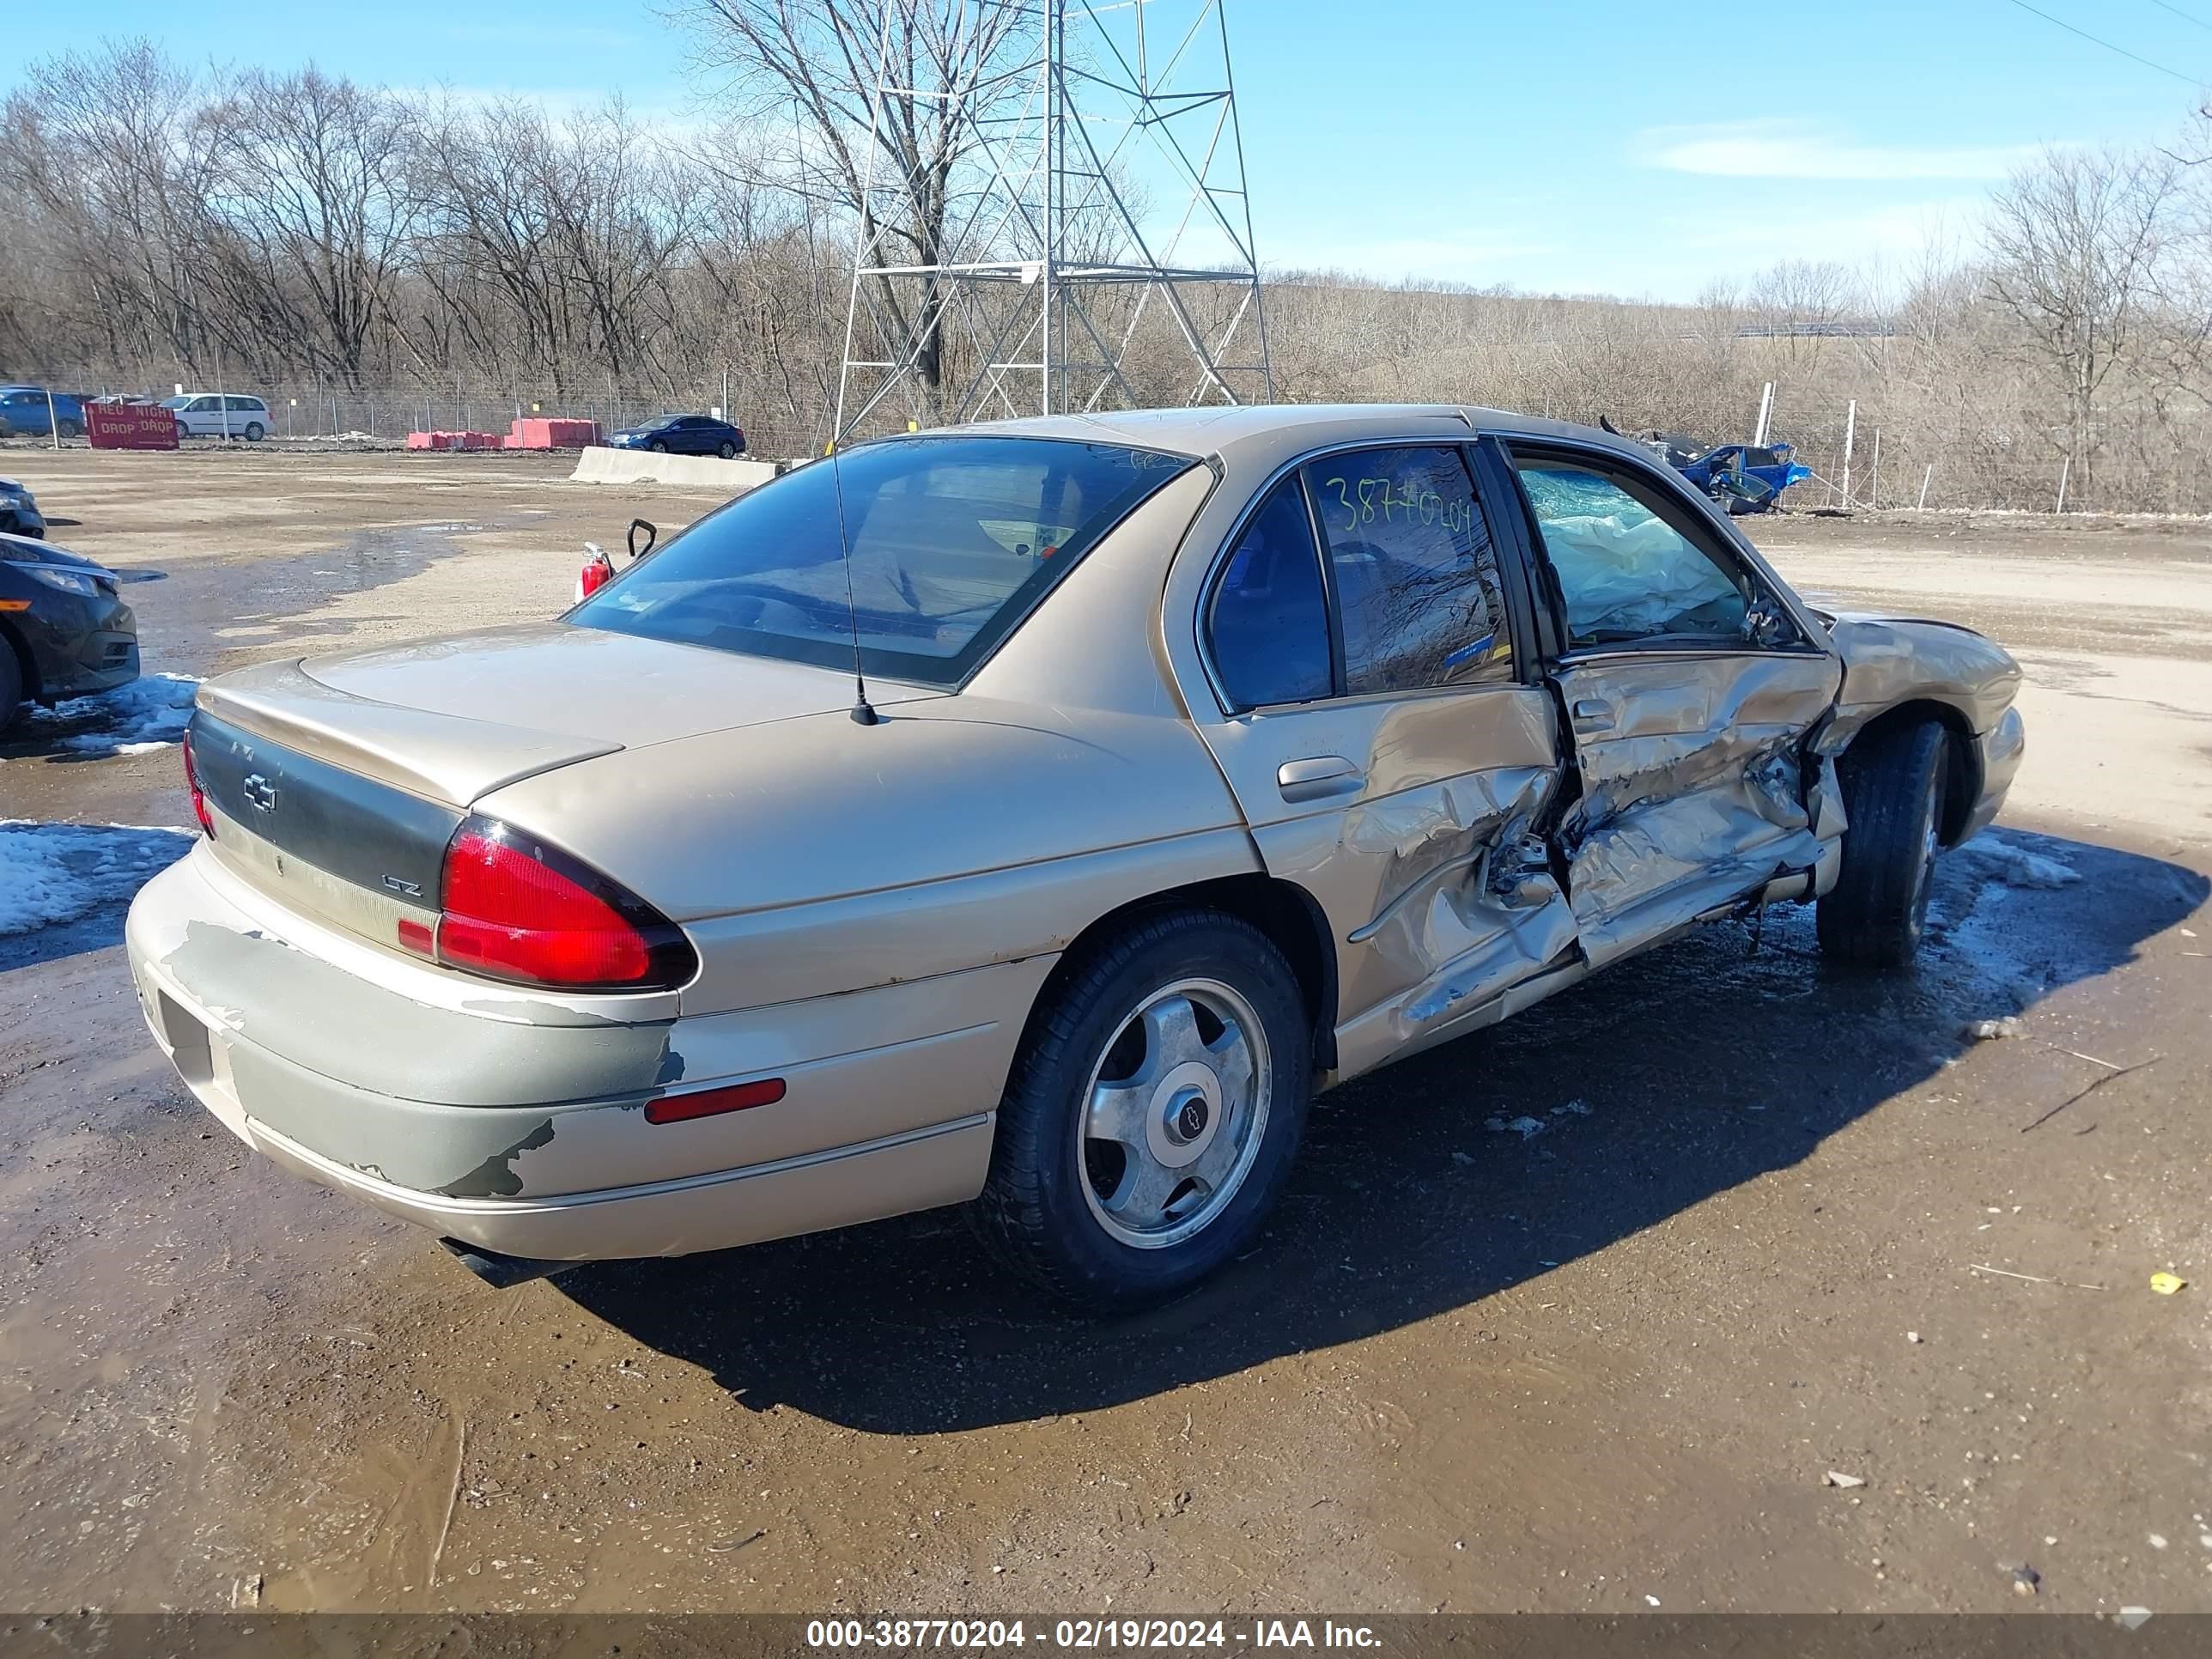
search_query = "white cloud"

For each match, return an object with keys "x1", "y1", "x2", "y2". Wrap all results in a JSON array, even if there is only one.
[{"x1": 1637, "y1": 119, "x2": 2047, "y2": 181}]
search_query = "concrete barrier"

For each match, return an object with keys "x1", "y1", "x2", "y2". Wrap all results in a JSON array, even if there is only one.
[{"x1": 569, "y1": 447, "x2": 781, "y2": 492}]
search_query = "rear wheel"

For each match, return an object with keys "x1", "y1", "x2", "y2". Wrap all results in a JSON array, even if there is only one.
[
  {"x1": 1818, "y1": 719, "x2": 1948, "y2": 969},
  {"x1": 244, "y1": 421, "x2": 264, "y2": 442},
  {"x1": 57, "y1": 419, "x2": 82, "y2": 441},
  {"x1": 717, "y1": 441, "x2": 736, "y2": 459},
  {"x1": 974, "y1": 909, "x2": 1311, "y2": 1310}
]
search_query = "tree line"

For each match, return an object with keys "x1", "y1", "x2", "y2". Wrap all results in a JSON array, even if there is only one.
[{"x1": 3, "y1": 27, "x2": 2210, "y2": 510}]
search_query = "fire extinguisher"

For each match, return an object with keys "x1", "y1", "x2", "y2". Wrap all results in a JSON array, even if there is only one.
[
  {"x1": 572, "y1": 520, "x2": 654, "y2": 607},
  {"x1": 575, "y1": 542, "x2": 613, "y2": 604}
]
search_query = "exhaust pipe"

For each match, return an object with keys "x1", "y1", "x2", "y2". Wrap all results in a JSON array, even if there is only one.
[{"x1": 440, "y1": 1237, "x2": 577, "y2": 1290}]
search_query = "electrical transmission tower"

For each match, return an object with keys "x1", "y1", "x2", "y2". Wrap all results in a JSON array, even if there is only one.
[{"x1": 833, "y1": 0, "x2": 1273, "y2": 442}]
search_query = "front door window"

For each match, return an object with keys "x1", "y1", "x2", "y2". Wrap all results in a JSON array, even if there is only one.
[{"x1": 1515, "y1": 459, "x2": 1752, "y2": 647}]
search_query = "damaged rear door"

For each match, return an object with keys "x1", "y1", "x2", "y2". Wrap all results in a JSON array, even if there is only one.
[
  {"x1": 1188, "y1": 441, "x2": 1579, "y2": 1080},
  {"x1": 1491, "y1": 440, "x2": 1844, "y2": 970}
]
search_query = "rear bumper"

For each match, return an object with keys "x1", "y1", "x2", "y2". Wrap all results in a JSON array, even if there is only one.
[
  {"x1": 125, "y1": 847, "x2": 1043, "y2": 1261},
  {"x1": 245, "y1": 1112, "x2": 993, "y2": 1261},
  {"x1": 1958, "y1": 705, "x2": 2026, "y2": 843}
]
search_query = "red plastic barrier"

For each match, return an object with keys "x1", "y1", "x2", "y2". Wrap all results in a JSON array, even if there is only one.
[
  {"x1": 504, "y1": 417, "x2": 603, "y2": 450},
  {"x1": 406, "y1": 429, "x2": 501, "y2": 451},
  {"x1": 87, "y1": 404, "x2": 179, "y2": 451}
]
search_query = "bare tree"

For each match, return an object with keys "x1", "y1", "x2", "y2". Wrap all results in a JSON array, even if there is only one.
[
  {"x1": 209, "y1": 69, "x2": 423, "y2": 386},
  {"x1": 0, "y1": 40, "x2": 225, "y2": 376},
  {"x1": 1985, "y1": 145, "x2": 2178, "y2": 492},
  {"x1": 674, "y1": 0, "x2": 1030, "y2": 407}
]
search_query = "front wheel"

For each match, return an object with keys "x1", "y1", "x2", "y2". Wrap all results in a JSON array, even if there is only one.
[
  {"x1": 173, "y1": 422, "x2": 190, "y2": 441},
  {"x1": 0, "y1": 645, "x2": 23, "y2": 732},
  {"x1": 648, "y1": 440, "x2": 668, "y2": 454},
  {"x1": 1818, "y1": 719, "x2": 1948, "y2": 969},
  {"x1": 57, "y1": 419, "x2": 82, "y2": 441},
  {"x1": 974, "y1": 909, "x2": 1312, "y2": 1311}
]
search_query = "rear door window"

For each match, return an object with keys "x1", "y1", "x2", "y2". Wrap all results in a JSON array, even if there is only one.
[
  {"x1": 1300, "y1": 446, "x2": 1513, "y2": 694},
  {"x1": 1206, "y1": 480, "x2": 1333, "y2": 708}
]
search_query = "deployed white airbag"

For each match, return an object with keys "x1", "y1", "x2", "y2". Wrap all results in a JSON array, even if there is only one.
[{"x1": 1542, "y1": 512, "x2": 1743, "y2": 641}]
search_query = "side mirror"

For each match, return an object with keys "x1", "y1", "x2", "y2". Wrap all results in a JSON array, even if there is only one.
[
  {"x1": 628, "y1": 518, "x2": 657, "y2": 561},
  {"x1": 1743, "y1": 600, "x2": 1792, "y2": 648}
]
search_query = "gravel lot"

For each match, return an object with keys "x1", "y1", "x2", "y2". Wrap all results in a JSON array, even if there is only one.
[{"x1": 2, "y1": 450, "x2": 2207, "y2": 1614}]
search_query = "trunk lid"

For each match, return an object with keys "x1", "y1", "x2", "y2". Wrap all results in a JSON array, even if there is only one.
[
  {"x1": 190, "y1": 623, "x2": 939, "y2": 956},
  {"x1": 203, "y1": 622, "x2": 938, "y2": 805}
]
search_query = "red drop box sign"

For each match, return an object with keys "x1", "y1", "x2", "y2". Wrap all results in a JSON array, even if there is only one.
[{"x1": 87, "y1": 404, "x2": 179, "y2": 451}]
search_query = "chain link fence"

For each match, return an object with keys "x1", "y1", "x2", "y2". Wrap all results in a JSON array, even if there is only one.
[{"x1": 2, "y1": 368, "x2": 826, "y2": 458}]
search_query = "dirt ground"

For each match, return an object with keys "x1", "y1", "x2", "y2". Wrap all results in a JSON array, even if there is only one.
[{"x1": 1, "y1": 451, "x2": 2207, "y2": 1616}]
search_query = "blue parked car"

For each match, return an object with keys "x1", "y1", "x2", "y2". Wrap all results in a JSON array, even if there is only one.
[
  {"x1": 0, "y1": 387, "x2": 88, "y2": 441},
  {"x1": 605, "y1": 413, "x2": 747, "y2": 459}
]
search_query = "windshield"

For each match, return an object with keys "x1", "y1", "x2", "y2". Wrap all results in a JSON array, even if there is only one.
[
  {"x1": 158, "y1": 397, "x2": 190, "y2": 410},
  {"x1": 571, "y1": 434, "x2": 1194, "y2": 685},
  {"x1": 635, "y1": 414, "x2": 684, "y2": 431}
]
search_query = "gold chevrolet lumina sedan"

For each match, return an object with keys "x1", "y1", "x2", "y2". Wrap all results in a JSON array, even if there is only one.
[{"x1": 126, "y1": 405, "x2": 2024, "y2": 1308}]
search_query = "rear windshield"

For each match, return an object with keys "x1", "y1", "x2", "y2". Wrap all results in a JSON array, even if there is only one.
[{"x1": 571, "y1": 434, "x2": 1194, "y2": 685}]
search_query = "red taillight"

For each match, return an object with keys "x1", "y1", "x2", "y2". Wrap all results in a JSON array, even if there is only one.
[
  {"x1": 426, "y1": 817, "x2": 693, "y2": 991},
  {"x1": 180, "y1": 731, "x2": 215, "y2": 838},
  {"x1": 644, "y1": 1078, "x2": 786, "y2": 1125}
]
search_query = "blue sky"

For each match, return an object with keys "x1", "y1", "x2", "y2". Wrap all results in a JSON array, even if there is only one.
[{"x1": 10, "y1": 0, "x2": 2209, "y2": 301}]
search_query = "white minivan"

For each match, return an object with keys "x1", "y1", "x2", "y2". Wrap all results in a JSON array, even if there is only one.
[{"x1": 162, "y1": 393, "x2": 270, "y2": 441}]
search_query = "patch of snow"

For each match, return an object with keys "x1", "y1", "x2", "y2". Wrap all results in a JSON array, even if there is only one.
[
  {"x1": 0, "y1": 819, "x2": 193, "y2": 935},
  {"x1": 1485, "y1": 1115, "x2": 1548, "y2": 1140},
  {"x1": 1952, "y1": 831, "x2": 2082, "y2": 890},
  {"x1": 15, "y1": 672, "x2": 200, "y2": 758}
]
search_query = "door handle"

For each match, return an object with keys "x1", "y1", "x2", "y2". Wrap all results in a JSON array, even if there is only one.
[
  {"x1": 1570, "y1": 698, "x2": 1616, "y2": 732},
  {"x1": 1277, "y1": 756, "x2": 1364, "y2": 802}
]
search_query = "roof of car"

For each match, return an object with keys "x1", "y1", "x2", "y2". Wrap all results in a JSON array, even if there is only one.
[{"x1": 933, "y1": 402, "x2": 1649, "y2": 473}]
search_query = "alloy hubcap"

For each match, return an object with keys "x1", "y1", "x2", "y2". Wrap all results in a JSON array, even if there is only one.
[{"x1": 1079, "y1": 979, "x2": 1270, "y2": 1249}]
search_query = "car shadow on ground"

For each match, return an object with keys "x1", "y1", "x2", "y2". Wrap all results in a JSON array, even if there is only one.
[{"x1": 562, "y1": 829, "x2": 2203, "y2": 1435}]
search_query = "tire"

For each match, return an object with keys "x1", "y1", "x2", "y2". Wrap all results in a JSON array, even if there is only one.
[
  {"x1": 0, "y1": 641, "x2": 23, "y2": 733},
  {"x1": 58, "y1": 419, "x2": 82, "y2": 441},
  {"x1": 244, "y1": 422, "x2": 264, "y2": 442},
  {"x1": 717, "y1": 441, "x2": 736, "y2": 459},
  {"x1": 173, "y1": 422, "x2": 190, "y2": 441},
  {"x1": 974, "y1": 908, "x2": 1312, "y2": 1311},
  {"x1": 1818, "y1": 719, "x2": 1948, "y2": 969},
  {"x1": 648, "y1": 440, "x2": 668, "y2": 454}
]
